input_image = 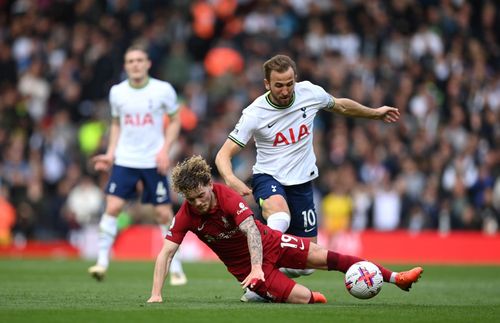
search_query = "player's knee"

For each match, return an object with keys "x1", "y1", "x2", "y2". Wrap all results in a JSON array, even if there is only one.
[
  {"x1": 262, "y1": 195, "x2": 289, "y2": 215},
  {"x1": 266, "y1": 212, "x2": 291, "y2": 233},
  {"x1": 105, "y1": 196, "x2": 125, "y2": 216},
  {"x1": 155, "y1": 205, "x2": 173, "y2": 225}
]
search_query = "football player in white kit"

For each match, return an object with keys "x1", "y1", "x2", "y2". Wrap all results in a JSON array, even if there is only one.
[
  {"x1": 88, "y1": 45, "x2": 187, "y2": 286},
  {"x1": 215, "y1": 55, "x2": 399, "y2": 299}
]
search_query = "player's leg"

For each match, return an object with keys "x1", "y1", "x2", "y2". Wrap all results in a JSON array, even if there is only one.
[
  {"x1": 306, "y1": 242, "x2": 423, "y2": 291},
  {"x1": 252, "y1": 174, "x2": 292, "y2": 232},
  {"x1": 88, "y1": 194, "x2": 126, "y2": 281},
  {"x1": 279, "y1": 182, "x2": 317, "y2": 277},
  {"x1": 286, "y1": 283, "x2": 327, "y2": 304},
  {"x1": 89, "y1": 165, "x2": 137, "y2": 281},
  {"x1": 143, "y1": 168, "x2": 187, "y2": 286},
  {"x1": 241, "y1": 176, "x2": 310, "y2": 302},
  {"x1": 251, "y1": 174, "x2": 307, "y2": 278},
  {"x1": 261, "y1": 195, "x2": 291, "y2": 232},
  {"x1": 241, "y1": 178, "x2": 292, "y2": 302},
  {"x1": 245, "y1": 266, "x2": 326, "y2": 304}
]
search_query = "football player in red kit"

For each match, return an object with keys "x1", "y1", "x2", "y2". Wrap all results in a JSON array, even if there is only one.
[{"x1": 147, "y1": 156, "x2": 422, "y2": 304}]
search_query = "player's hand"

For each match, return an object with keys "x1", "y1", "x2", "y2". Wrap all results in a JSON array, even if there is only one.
[
  {"x1": 156, "y1": 150, "x2": 170, "y2": 176},
  {"x1": 376, "y1": 106, "x2": 400, "y2": 123},
  {"x1": 91, "y1": 154, "x2": 113, "y2": 172},
  {"x1": 226, "y1": 176, "x2": 253, "y2": 197},
  {"x1": 241, "y1": 266, "x2": 265, "y2": 289},
  {"x1": 147, "y1": 295, "x2": 163, "y2": 303}
]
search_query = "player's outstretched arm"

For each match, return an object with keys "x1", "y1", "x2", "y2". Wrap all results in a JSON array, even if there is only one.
[
  {"x1": 331, "y1": 98, "x2": 400, "y2": 123},
  {"x1": 215, "y1": 139, "x2": 252, "y2": 196},
  {"x1": 238, "y1": 216, "x2": 265, "y2": 289},
  {"x1": 147, "y1": 239, "x2": 179, "y2": 303}
]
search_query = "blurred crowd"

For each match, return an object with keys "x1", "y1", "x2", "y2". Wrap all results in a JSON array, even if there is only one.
[{"x1": 0, "y1": 0, "x2": 499, "y2": 246}]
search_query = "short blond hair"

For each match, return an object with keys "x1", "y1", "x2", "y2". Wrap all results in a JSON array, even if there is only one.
[{"x1": 171, "y1": 155, "x2": 212, "y2": 194}]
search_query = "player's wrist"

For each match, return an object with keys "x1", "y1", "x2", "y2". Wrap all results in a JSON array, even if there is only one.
[{"x1": 222, "y1": 173, "x2": 238, "y2": 184}]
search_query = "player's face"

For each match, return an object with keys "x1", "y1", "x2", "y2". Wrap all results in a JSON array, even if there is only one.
[
  {"x1": 184, "y1": 183, "x2": 215, "y2": 214},
  {"x1": 124, "y1": 50, "x2": 151, "y2": 84},
  {"x1": 265, "y1": 67, "x2": 296, "y2": 106}
]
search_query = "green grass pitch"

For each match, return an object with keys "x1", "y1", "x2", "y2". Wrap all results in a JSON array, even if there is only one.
[{"x1": 1, "y1": 259, "x2": 499, "y2": 323}]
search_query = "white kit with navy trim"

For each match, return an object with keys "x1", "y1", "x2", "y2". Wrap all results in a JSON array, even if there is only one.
[
  {"x1": 109, "y1": 77, "x2": 178, "y2": 168},
  {"x1": 229, "y1": 81, "x2": 335, "y2": 185}
]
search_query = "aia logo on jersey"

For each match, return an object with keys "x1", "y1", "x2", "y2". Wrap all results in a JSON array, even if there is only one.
[
  {"x1": 273, "y1": 124, "x2": 310, "y2": 146},
  {"x1": 124, "y1": 113, "x2": 154, "y2": 126}
]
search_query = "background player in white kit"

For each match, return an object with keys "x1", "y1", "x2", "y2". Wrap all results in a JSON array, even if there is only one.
[
  {"x1": 216, "y1": 54, "x2": 400, "y2": 285},
  {"x1": 88, "y1": 45, "x2": 187, "y2": 285}
]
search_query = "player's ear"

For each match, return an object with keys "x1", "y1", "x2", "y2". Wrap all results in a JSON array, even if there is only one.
[{"x1": 264, "y1": 79, "x2": 270, "y2": 91}]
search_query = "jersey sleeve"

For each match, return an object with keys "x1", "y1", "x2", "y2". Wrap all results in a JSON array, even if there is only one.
[
  {"x1": 162, "y1": 83, "x2": 179, "y2": 116},
  {"x1": 228, "y1": 109, "x2": 258, "y2": 147},
  {"x1": 109, "y1": 85, "x2": 120, "y2": 117},
  {"x1": 305, "y1": 81, "x2": 335, "y2": 111},
  {"x1": 324, "y1": 94, "x2": 336, "y2": 111},
  {"x1": 165, "y1": 206, "x2": 189, "y2": 245}
]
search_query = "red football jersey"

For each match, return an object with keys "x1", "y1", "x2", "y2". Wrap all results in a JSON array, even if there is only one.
[{"x1": 166, "y1": 183, "x2": 280, "y2": 278}]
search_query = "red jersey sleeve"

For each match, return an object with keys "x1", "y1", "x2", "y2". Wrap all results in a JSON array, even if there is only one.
[{"x1": 165, "y1": 204, "x2": 190, "y2": 245}]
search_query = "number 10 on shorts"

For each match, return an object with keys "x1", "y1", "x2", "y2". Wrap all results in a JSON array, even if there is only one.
[{"x1": 302, "y1": 209, "x2": 316, "y2": 230}]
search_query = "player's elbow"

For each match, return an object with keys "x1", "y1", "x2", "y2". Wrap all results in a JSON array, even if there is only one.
[
  {"x1": 332, "y1": 98, "x2": 349, "y2": 115},
  {"x1": 215, "y1": 146, "x2": 230, "y2": 169},
  {"x1": 214, "y1": 150, "x2": 224, "y2": 170}
]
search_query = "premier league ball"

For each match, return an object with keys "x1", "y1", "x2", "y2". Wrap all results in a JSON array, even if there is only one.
[{"x1": 345, "y1": 261, "x2": 383, "y2": 299}]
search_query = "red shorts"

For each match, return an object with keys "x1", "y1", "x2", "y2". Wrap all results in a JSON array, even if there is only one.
[{"x1": 236, "y1": 232, "x2": 311, "y2": 303}]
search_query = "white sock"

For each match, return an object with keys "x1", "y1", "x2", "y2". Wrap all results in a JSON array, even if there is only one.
[
  {"x1": 280, "y1": 268, "x2": 315, "y2": 278},
  {"x1": 390, "y1": 272, "x2": 397, "y2": 283},
  {"x1": 266, "y1": 212, "x2": 291, "y2": 233},
  {"x1": 159, "y1": 224, "x2": 184, "y2": 274},
  {"x1": 170, "y1": 252, "x2": 183, "y2": 274},
  {"x1": 96, "y1": 214, "x2": 118, "y2": 268}
]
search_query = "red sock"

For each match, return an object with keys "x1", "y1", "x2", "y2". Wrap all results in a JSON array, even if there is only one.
[
  {"x1": 309, "y1": 291, "x2": 327, "y2": 304},
  {"x1": 308, "y1": 291, "x2": 314, "y2": 304},
  {"x1": 326, "y1": 251, "x2": 393, "y2": 282}
]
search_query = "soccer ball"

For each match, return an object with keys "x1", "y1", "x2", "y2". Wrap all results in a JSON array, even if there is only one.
[{"x1": 344, "y1": 261, "x2": 383, "y2": 299}]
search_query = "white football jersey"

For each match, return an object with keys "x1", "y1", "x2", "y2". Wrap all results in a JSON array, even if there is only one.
[
  {"x1": 109, "y1": 77, "x2": 178, "y2": 168},
  {"x1": 229, "y1": 81, "x2": 335, "y2": 185}
]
